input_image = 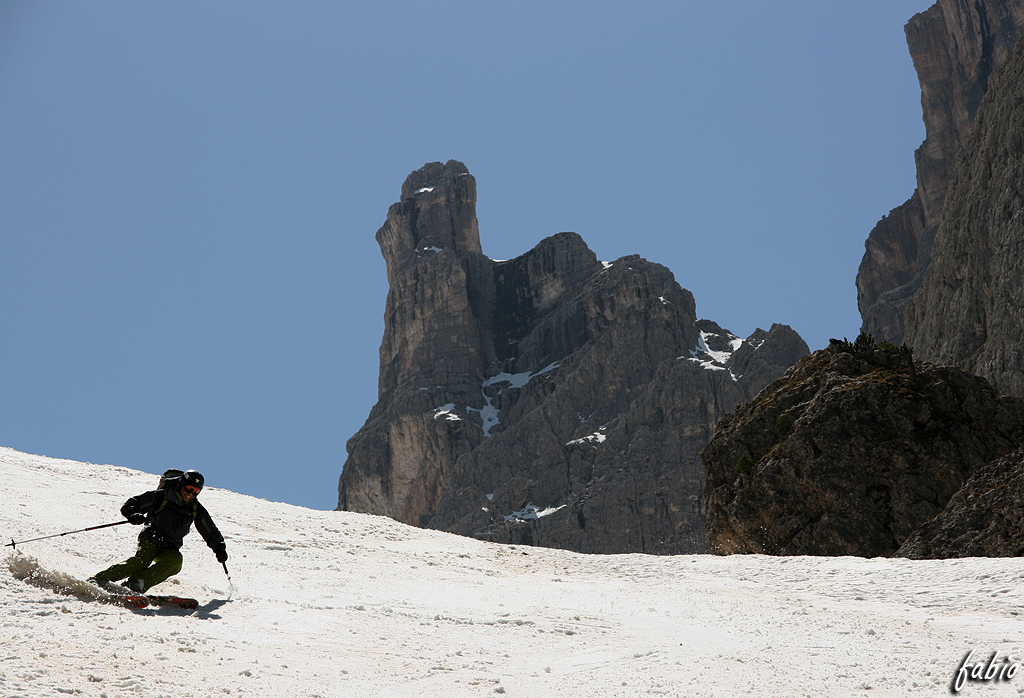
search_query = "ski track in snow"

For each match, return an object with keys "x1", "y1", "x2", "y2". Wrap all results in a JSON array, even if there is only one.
[{"x1": 3, "y1": 446, "x2": 1024, "y2": 697}]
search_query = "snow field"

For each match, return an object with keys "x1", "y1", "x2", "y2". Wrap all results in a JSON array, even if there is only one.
[{"x1": 3, "y1": 446, "x2": 1024, "y2": 697}]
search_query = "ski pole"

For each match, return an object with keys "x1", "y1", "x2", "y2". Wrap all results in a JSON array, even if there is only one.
[
  {"x1": 222, "y1": 561, "x2": 235, "y2": 601},
  {"x1": 5, "y1": 520, "x2": 130, "y2": 549}
]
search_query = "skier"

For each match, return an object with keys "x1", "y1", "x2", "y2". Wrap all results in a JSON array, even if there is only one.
[{"x1": 90, "y1": 469, "x2": 228, "y2": 594}]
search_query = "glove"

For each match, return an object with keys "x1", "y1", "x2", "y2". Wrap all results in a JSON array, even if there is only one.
[
  {"x1": 215, "y1": 547, "x2": 228, "y2": 563},
  {"x1": 127, "y1": 513, "x2": 146, "y2": 525}
]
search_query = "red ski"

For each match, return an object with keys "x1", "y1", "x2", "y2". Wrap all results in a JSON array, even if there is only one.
[
  {"x1": 99, "y1": 585, "x2": 198, "y2": 610},
  {"x1": 104, "y1": 593, "x2": 199, "y2": 610},
  {"x1": 147, "y1": 594, "x2": 199, "y2": 610}
]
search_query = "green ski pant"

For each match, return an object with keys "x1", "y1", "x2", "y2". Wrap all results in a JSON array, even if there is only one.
[{"x1": 93, "y1": 538, "x2": 183, "y2": 593}]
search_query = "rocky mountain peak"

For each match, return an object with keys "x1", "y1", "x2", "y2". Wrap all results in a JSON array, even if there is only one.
[{"x1": 340, "y1": 162, "x2": 809, "y2": 553}]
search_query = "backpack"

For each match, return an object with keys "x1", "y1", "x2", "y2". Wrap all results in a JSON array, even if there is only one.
[{"x1": 158, "y1": 468, "x2": 185, "y2": 490}]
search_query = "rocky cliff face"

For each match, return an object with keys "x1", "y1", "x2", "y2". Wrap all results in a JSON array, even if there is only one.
[
  {"x1": 903, "y1": 35, "x2": 1024, "y2": 398},
  {"x1": 702, "y1": 340, "x2": 1024, "y2": 557},
  {"x1": 338, "y1": 160, "x2": 809, "y2": 554},
  {"x1": 857, "y1": 0, "x2": 1024, "y2": 344}
]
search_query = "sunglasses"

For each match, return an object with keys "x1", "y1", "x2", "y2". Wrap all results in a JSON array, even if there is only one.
[{"x1": 183, "y1": 485, "x2": 202, "y2": 496}]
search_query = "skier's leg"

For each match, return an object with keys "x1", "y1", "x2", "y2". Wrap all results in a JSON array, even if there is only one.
[
  {"x1": 126, "y1": 548, "x2": 183, "y2": 592},
  {"x1": 92, "y1": 539, "x2": 158, "y2": 584}
]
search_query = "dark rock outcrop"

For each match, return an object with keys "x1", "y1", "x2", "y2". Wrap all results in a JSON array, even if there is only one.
[
  {"x1": 898, "y1": 445, "x2": 1024, "y2": 558},
  {"x1": 339, "y1": 160, "x2": 809, "y2": 554},
  {"x1": 857, "y1": 0, "x2": 1024, "y2": 345},
  {"x1": 702, "y1": 341, "x2": 1024, "y2": 557},
  {"x1": 904, "y1": 35, "x2": 1024, "y2": 398}
]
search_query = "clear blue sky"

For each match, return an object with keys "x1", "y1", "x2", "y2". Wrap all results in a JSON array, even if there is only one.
[{"x1": 1, "y1": 2, "x2": 933, "y2": 510}]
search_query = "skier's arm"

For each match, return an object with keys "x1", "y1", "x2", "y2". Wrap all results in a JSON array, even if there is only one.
[
  {"x1": 195, "y1": 503, "x2": 227, "y2": 562},
  {"x1": 120, "y1": 490, "x2": 162, "y2": 523}
]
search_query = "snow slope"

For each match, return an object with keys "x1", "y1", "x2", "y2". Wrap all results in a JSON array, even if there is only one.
[{"x1": 3, "y1": 446, "x2": 1024, "y2": 697}]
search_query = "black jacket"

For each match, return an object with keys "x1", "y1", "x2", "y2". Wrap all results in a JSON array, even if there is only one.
[{"x1": 121, "y1": 488, "x2": 225, "y2": 554}]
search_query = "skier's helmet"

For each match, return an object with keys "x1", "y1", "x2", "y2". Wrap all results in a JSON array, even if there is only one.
[{"x1": 180, "y1": 470, "x2": 204, "y2": 493}]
